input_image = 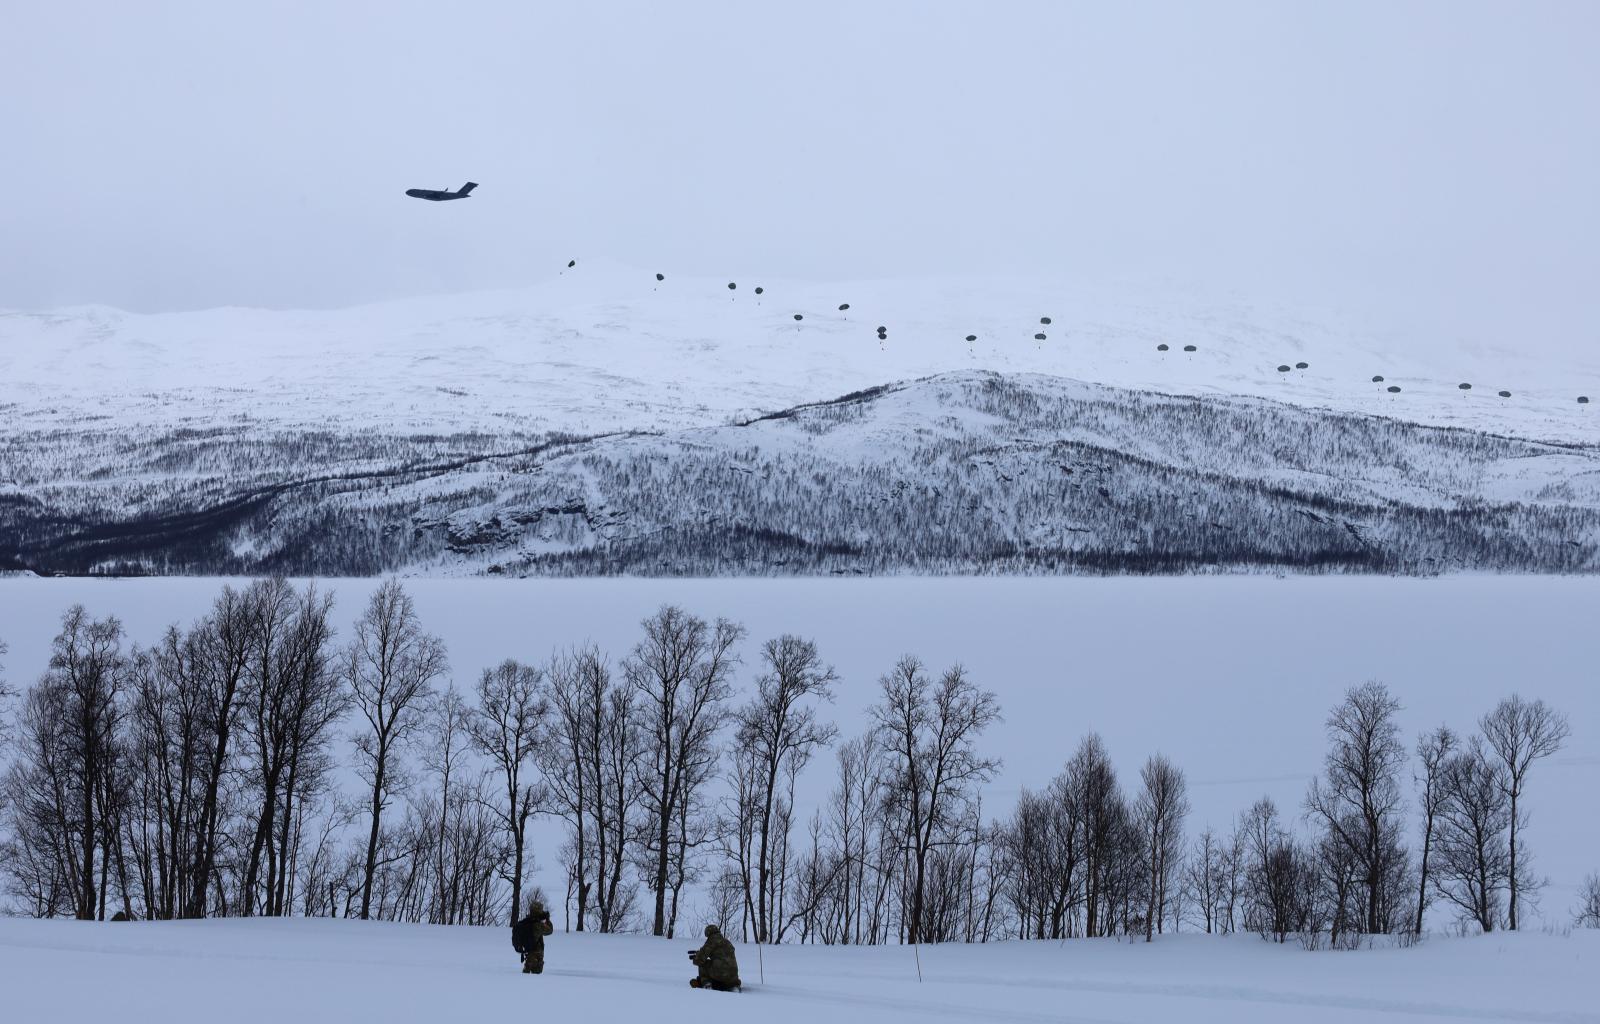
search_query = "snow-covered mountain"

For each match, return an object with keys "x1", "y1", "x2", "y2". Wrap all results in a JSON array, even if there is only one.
[{"x1": 3, "y1": 264, "x2": 1597, "y2": 575}]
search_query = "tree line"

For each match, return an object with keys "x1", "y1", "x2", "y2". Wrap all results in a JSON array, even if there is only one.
[{"x1": 0, "y1": 579, "x2": 1588, "y2": 945}]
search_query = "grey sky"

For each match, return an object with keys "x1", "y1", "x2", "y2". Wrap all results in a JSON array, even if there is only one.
[{"x1": 2, "y1": 0, "x2": 1596, "y2": 356}]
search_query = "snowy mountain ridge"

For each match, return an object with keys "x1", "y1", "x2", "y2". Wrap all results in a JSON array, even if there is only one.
[
  {"x1": 4, "y1": 261, "x2": 1596, "y2": 443},
  {"x1": 3, "y1": 264, "x2": 1597, "y2": 575},
  {"x1": 4, "y1": 370, "x2": 1597, "y2": 576}
]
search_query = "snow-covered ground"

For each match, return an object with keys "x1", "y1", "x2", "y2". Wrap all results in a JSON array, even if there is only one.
[
  {"x1": 2, "y1": 915, "x2": 1596, "y2": 1024},
  {"x1": 2, "y1": 575, "x2": 1595, "y2": 917},
  {"x1": 4, "y1": 262, "x2": 1597, "y2": 445}
]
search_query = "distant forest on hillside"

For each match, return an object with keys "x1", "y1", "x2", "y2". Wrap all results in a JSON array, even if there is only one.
[{"x1": 3, "y1": 372, "x2": 1598, "y2": 577}]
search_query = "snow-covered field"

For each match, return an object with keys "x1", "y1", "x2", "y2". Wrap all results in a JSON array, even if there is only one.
[
  {"x1": 3, "y1": 916, "x2": 1596, "y2": 1024},
  {"x1": 2, "y1": 575, "x2": 1595, "y2": 915}
]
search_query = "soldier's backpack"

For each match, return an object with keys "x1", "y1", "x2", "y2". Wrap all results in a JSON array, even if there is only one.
[
  {"x1": 512, "y1": 911, "x2": 554, "y2": 952},
  {"x1": 511, "y1": 916, "x2": 536, "y2": 953}
]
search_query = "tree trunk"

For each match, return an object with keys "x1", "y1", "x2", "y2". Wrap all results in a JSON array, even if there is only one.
[
  {"x1": 1507, "y1": 788, "x2": 1519, "y2": 931},
  {"x1": 652, "y1": 760, "x2": 671, "y2": 936},
  {"x1": 1414, "y1": 816, "x2": 1433, "y2": 934},
  {"x1": 360, "y1": 751, "x2": 387, "y2": 920},
  {"x1": 79, "y1": 740, "x2": 98, "y2": 920},
  {"x1": 188, "y1": 683, "x2": 239, "y2": 919}
]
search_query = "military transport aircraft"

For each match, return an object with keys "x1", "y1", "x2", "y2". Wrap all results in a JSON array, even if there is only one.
[{"x1": 405, "y1": 181, "x2": 478, "y2": 201}]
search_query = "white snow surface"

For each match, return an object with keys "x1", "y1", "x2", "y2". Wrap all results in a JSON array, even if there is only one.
[
  {"x1": 4, "y1": 262, "x2": 1597, "y2": 444},
  {"x1": 2, "y1": 916, "x2": 1596, "y2": 1024}
]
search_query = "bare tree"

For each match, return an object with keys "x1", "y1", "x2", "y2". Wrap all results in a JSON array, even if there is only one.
[
  {"x1": 735, "y1": 634, "x2": 839, "y2": 943},
  {"x1": 870, "y1": 657, "x2": 1001, "y2": 945},
  {"x1": 1182, "y1": 826, "x2": 1225, "y2": 934},
  {"x1": 422, "y1": 685, "x2": 473, "y2": 924},
  {"x1": 1237, "y1": 796, "x2": 1313, "y2": 941},
  {"x1": 0, "y1": 636, "x2": 12, "y2": 746},
  {"x1": 184, "y1": 585, "x2": 256, "y2": 918},
  {"x1": 1136, "y1": 754, "x2": 1189, "y2": 941},
  {"x1": 470, "y1": 659, "x2": 548, "y2": 924},
  {"x1": 541, "y1": 646, "x2": 618, "y2": 930},
  {"x1": 5, "y1": 684, "x2": 82, "y2": 917},
  {"x1": 348, "y1": 580, "x2": 447, "y2": 920},
  {"x1": 0, "y1": 635, "x2": 15, "y2": 892},
  {"x1": 1000, "y1": 787, "x2": 1052, "y2": 938},
  {"x1": 626, "y1": 605, "x2": 743, "y2": 937},
  {"x1": 239, "y1": 579, "x2": 343, "y2": 917},
  {"x1": 1304, "y1": 681, "x2": 1409, "y2": 936},
  {"x1": 1067, "y1": 733, "x2": 1123, "y2": 938},
  {"x1": 268, "y1": 584, "x2": 345, "y2": 918},
  {"x1": 17, "y1": 608, "x2": 130, "y2": 920},
  {"x1": 594, "y1": 676, "x2": 642, "y2": 931},
  {"x1": 1575, "y1": 873, "x2": 1600, "y2": 929},
  {"x1": 1431, "y1": 737, "x2": 1512, "y2": 932},
  {"x1": 1479, "y1": 695, "x2": 1570, "y2": 930},
  {"x1": 540, "y1": 655, "x2": 643, "y2": 933},
  {"x1": 1413, "y1": 725, "x2": 1457, "y2": 934},
  {"x1": 718, "y1": 739, "x2": 761, "y2": 939},
  {"x1": 820, "y1": 733, "x2": 886, "y2": 944},
  {"x1": 57, "y1": 607, "x2": 128, "y2": 920}
]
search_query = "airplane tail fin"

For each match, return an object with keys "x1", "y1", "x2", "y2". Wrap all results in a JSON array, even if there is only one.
[{"x1": 458, "y1": 181, "x2": 479, "y2": 196}]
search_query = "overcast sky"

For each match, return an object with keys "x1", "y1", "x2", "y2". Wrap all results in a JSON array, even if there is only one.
[{"x1": 2, "y1": 0, "x2": 1596, "y2": 355}]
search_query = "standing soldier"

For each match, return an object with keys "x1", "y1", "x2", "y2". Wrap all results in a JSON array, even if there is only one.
[
  {"x1": 511, "y1": 899, "x2": 554, "y2": 974},
  {"x1": 687, "y1": 924, "x2": 741, "y2": 992}
]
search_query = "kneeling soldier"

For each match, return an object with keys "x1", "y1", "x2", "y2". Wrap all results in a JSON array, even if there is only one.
[{"x1": 688, "y1": 924, "x2": 741, "y2": 992}]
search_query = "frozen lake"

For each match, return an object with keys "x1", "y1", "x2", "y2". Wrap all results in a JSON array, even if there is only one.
[{"x1": 1, "y1": 575, "x2": 1596, "y2": 922}]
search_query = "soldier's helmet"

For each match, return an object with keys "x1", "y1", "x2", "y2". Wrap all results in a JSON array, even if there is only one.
[
  {"x1": 705, "y1": 924, "x2": 720, "y2": 938},
  {"x1": 530, "y1": 900, "x2": 545, "y2": 915}
]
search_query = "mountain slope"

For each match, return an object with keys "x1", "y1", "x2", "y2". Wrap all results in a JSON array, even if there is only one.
[
  {"x1": 4, "y1": 262, "x2": 1597, "y2": 446},
  {"x1": 6, "y1": 371, "x2": 1597, "y2": 576},
  {"x1": 4, "y1": 266, "x2": 1597, "y2": 575}
]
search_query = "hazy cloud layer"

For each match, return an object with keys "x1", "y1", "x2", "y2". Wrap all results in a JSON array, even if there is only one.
[{"x1": 2, "y1": 0, "x2": 1596, "y2": 358}]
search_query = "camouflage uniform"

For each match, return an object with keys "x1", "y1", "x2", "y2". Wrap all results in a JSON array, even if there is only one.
[
  {"x1": 512, "y1": 902, "x2": 554, "y2": 974},
  {"x1": 689, "y1": 924, "x2": 741, "y2": 992}
]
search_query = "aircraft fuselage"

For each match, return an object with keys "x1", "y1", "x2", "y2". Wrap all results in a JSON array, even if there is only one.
[{"x1": 405, "y1": 181, "x2": 478, "y2": 202}]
